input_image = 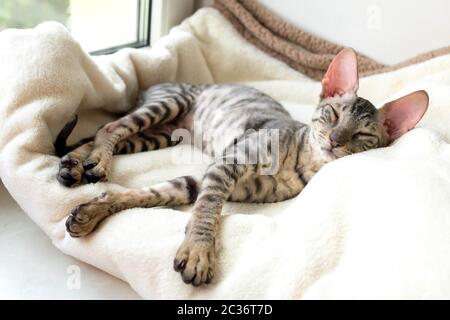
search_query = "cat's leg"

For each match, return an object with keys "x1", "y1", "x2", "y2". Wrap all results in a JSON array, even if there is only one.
[
  {"x1": 113, "y1": 127, "x2": 183, "y2": 155},
  {"x1": 66, "y1": 176, "x2": 200, "y2": 237},
  {"x1": 83, "y1": 94, "x2": 193, "y2": 183},
  {"x1": 57, "y1": 127, "x2": 183, "y2": 187},
  {"x1": 173, "y1": 163, "x2": 250, "y2": 286}
]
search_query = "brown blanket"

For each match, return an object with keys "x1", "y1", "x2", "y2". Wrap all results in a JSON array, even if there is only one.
[{"x1": 215, "y1": 0, "x2": 450, "y2": 80}]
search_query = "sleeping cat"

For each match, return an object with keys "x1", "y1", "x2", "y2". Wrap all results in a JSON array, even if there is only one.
[{"x1": 55, "y1": 48, "x2": 428, "y2": 286}]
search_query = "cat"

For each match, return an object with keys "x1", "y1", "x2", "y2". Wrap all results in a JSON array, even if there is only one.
[{"x1": 55, "y1": 48, "x2": 428, "y2": 286}]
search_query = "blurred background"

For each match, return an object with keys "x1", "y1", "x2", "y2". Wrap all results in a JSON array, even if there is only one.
[
  {"x1": 0, "y1": 0, "x2": 69, "y2": 29},
  {"x1": 0, "y1": 0, "x2": 146, "y2": 53}
]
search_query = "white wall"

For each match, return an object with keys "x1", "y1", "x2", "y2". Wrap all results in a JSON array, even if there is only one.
[
  {"x1": 258, "y1": 0, "x2": 450, "y2": 64},
  {"x1": 151, "y1": 0, "x2": 194, "y2": 45}
]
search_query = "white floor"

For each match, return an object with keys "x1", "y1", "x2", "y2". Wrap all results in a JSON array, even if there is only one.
[{"x1": 0, "y1": 181, "x2": 140, "y2": 299}]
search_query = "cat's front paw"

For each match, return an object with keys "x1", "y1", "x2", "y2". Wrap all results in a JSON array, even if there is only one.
[
  {"x1": 173, "y1": 238, "x2": 216, "y2": 286},
  {"x1": 65, "y1": 192, "x2": 111, "y2": 237},
  {"x1": 57, "y1": 155, "x2": 84, "y2": 187}
]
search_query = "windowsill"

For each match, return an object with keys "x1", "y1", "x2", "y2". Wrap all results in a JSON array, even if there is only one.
[{"x1": 0, "y1": 182, "x2": 140, "y2": 299}]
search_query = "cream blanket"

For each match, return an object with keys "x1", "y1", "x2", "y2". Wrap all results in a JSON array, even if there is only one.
[{"x1": 0, "y1": 8, "x2": 449, "y2": 299}]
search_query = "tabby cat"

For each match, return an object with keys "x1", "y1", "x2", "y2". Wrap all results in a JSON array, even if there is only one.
[{"x1": 56, "y1": 48, "x2": 428, "y2": 286}]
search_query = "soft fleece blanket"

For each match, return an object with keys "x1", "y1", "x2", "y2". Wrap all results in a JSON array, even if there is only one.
[{"x1": 0, "y1": 8, "x2": 449, "y2": 299}]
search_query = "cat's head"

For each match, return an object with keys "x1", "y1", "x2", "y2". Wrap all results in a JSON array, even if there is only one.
[{"x1": 311, "y1": 48, "x2": 428, "y2": 160}]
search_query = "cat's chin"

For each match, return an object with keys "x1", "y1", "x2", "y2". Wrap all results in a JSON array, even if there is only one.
[{"x1": 320, "y1": 148, "x2": 338, "y2": 160}]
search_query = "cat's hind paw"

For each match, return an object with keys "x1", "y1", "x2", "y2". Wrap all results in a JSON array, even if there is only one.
[{"x1": 83, "y1": 151, "x2": 111, "y2": 183}]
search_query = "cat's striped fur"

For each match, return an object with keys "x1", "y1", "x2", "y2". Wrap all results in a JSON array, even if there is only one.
[{"x1": 56, "y1": 49, "x2": 428, "y2": 286}]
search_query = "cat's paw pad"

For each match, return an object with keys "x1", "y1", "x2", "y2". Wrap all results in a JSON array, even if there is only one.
[
  {"x1": 57, "y1": 155, "x2": 84, "y2": 187},
  {"x1": 65, "y1": 192, "x2": 111, "y2": 237},
  {"x1": 174, "y1": 240, "x2": 215, "y2": 286}
]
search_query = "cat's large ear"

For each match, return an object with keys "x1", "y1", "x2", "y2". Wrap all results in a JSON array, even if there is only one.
[
  {"x1": 379, "y1": 90, "x2": 429, "y2": 141},
  {"x1": 321, "y1": 48, "x2": 359, "y2": 99}
]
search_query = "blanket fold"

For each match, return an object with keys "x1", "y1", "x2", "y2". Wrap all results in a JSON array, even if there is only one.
[{"x1": 0, "y1": 8, "x2": 449, "y2": 299}]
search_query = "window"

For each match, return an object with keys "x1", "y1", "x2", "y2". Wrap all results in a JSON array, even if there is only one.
[{"x1": 0, "y1": 0, "x2": 151, "y2": 54}]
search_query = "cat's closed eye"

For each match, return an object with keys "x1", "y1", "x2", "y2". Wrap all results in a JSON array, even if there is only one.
[{"x1": 323, "y1": 104, "x2": 338, "y2": 123}]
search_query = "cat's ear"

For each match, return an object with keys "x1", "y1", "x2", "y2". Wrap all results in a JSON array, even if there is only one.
[
  {"x1": 379, "y1": 90, "x2": 429, "y2": 141},
  {"x1": 321, "y1": 48, "x2": 359, "y2": 99}
]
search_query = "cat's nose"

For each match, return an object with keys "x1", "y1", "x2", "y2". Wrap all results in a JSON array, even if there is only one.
[{"x1": 330, "y1": 131, "x2": 343, "y2": 148}]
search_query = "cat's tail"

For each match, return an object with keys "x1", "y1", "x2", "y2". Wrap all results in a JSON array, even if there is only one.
[{"x1": 54, "y1": 115, "x2": 94, "y2": 157}]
